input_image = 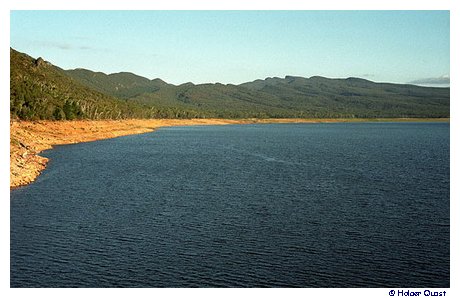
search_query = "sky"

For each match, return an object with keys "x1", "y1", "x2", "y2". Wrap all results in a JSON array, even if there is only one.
[
  {"x1": 1, "y1": 5, "x2": 459, "y2": 297},
  {"x1": 10, "y1": 10, "x2": 450, "y2": 86}
]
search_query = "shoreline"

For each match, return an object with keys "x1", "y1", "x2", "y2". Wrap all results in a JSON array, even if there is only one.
[{"x1": 10, "y1": 117, "x2": 449, "y2": 189}]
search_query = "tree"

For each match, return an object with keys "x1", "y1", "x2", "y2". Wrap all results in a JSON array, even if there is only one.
[{"x1": 53, "y1": 107, "x2": 66, "y2": 120}]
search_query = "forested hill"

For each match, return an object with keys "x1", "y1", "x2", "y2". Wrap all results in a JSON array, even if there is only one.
[
  {"x1": 239, "y1": 76, "x2": 450, "y2": 118},
  {"x1": 65, "y1": 69, "x2": 170, "y2": 99},
  {"x1": 11, "y1": 48, "x2": 450, "y2": 120},
  {"x1": 10, "y1": 48, "x2": 155, "y2": 120}
]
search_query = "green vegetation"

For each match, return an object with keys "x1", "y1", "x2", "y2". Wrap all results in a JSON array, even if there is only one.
[
  {"x1": 10, "y1": 48, "x2": 449, "y2": 120},
  {"x1": 10, "y1": 48, "x2": 154, "y2": 120},
  {"x1": 65, "y1": 69, "x2": 167, "y2": 99},
  {"x1": 240, "y1": 76, "x2": 449, "y2": 118}
]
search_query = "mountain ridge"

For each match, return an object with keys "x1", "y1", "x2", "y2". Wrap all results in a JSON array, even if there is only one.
[
  {"x1": 11, "y1": 48, "x2": 450, "y2": 120},
  {"x1": 10, "y1": 48, "x2": 157, "y2": 120}
]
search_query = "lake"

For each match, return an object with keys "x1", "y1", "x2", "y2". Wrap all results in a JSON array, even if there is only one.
[{"x1": 10, "y1": 122, "x2": 450, "y2": 287}]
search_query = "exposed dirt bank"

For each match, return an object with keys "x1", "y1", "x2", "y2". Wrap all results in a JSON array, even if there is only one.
[{"x1": 10, "y1": 118, "x2": 448, "y2": 189}]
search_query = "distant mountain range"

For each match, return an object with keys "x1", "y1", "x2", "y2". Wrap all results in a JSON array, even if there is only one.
[{"x1": 10, "y1": 48, "x2": 449, "y2": 120}]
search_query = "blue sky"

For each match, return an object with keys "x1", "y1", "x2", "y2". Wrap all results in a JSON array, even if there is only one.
[{"x1": 10, "y1": 10, "x2": 450, "y2": 86}]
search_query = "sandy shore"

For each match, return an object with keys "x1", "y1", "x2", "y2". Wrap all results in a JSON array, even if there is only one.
[{"x1": 10, "y1": 118, "x2": 448, "y2": 188}]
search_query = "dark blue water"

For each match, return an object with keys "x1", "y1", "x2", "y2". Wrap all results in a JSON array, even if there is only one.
[{"x1": 10, "y1": 123, "x2": 450, "y2": 287}]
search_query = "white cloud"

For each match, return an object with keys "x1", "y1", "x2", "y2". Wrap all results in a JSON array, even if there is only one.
[{"x1": 408, "y1": 75, "x2": 450, "y2": 86}]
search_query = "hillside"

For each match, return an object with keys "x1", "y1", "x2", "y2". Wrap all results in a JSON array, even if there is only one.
[
  {"x1": 11, "y1": 48, "x2": 450, "y2": 119},
  {"x1": 67, "y1": 68, "x2": 450, "y2": 119},
  {"x1": 129, "y1": 82, "x2": 295, "y2": 118},
  {"x1": 240, "y1": 75, "x2": 450, "y2": 118},
  {"x1": 10, "y1": 48, "x2": 153, "y2": 120},
  {"x1": 65, "y1": 69, "x2": 169, "y2": 99}
]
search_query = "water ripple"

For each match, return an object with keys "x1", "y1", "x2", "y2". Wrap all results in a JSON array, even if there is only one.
[{"x1": 11, "y1": 123, "x2": 450, "y2": 287}]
